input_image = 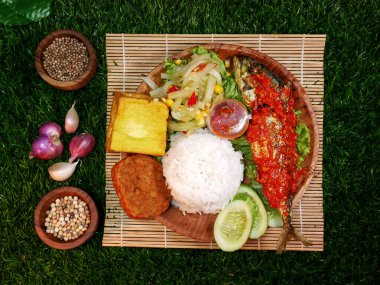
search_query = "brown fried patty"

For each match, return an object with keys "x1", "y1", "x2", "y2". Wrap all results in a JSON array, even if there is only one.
[{"x1": 111, "y1": 154, "x2": 172, "y2": 219}]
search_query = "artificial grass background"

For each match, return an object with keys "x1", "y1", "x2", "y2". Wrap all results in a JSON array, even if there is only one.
[{"x1": 0, "y1": 0, "x2": 379, "y2": 284}]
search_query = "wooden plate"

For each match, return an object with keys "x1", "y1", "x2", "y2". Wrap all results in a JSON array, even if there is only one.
[{"x1": 136, "y1": 43, "x2": 319, "y2": 242}]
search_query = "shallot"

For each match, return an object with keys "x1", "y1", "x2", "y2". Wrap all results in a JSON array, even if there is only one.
[
  {"x1": 29, "y1": 135, "x2": 64, "y2": 160},
  {"x1": 68, "y1": 133, "x2": 96, "y2": 163},
  {"x1": 48, "y1": 161, "x2": 79, "y2": 181},
  {"x1": 39, "y1": 122, "x2": 62, "y2": 138},
  {"x1": 65, "y1": 101, "x2": 79, "y2": 134}
]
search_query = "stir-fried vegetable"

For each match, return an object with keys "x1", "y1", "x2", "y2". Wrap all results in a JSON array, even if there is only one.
[{"x1": 149, "y1": 47, "x2": 227, "y2": 133}]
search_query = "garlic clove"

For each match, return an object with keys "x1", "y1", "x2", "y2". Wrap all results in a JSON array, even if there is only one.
[
  {"x1": 65, "y1": 101, "x2": 79, "y2": 134},
  {"x1": 48, "y1": 161, "x2": 79, "y2": 181}
]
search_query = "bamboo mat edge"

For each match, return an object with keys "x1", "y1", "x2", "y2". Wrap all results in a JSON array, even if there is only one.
[{"x1": 103, "y1": 34, "x2": 326, "y2": 251}]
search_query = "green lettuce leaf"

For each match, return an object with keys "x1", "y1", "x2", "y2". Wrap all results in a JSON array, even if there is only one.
[
  {"x1": 295, "y1": 123, "x2": 311, "y2": 168},
  {"x1": 0, "y1": 0, "x2": 51, "y2": 25},
  {"x1": 192, "y1": 46, "x2": 208, "y2": 55},
  {"x1": 210, "y1": 52, "x2": 227, "y2": 78},
  {"x1": 163, "y1": 59, "x2": 177, "y2": 75},
  {"x1": 294, "y1": 109, "x2": 302, "y2": 121},
  {"x1": 223, "y1": 76, "x2": 244, "y2": 104},
  {"x1": 231, "y1": 136, "x2": 257, "y2": 181}
]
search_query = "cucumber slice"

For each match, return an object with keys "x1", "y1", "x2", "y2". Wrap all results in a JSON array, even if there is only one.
[
  {"x1": 237, "y1": 184, "x2": 268, "y2": 239},
  {"x1": 267, "y1": 209, "x2": 283, "y2": 228},
  {"x1": 214, "y1": 199, "x2": 253, "y2": 252}
]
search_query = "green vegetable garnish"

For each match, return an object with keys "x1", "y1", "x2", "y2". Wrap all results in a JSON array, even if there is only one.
[
  {"x1": 231, "y1": 136, "x2": 257, "y2": 180},
  {"x1": 294, "y1": 109, "x2": 302, "y2": 121},
  {"x1": 163, "y1": 59, "x2": 177, "y2": 75},
  {"x1": 295, "y1": 123, "x2": 311, "y2": 168},
  {"x1": 210, "y1": 52, "x2": 227, "y2": 78},
  {"x1": 223, "y1": 76, "x2": 244, "y2": 104},
  {"x1": 267, "y1": 209, "x2": 284, "y2": 228},
  {"x1": 192, "y1": 46, "x2": 208, "y2": 55}
]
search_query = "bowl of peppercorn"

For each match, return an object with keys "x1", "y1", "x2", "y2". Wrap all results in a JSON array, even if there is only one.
[
  {"x1": 34, "y1": 186, "x2": 99, "y2": 250},
  {"x1": 35, "y1": 29, "x2": 97, "y2": 90}
]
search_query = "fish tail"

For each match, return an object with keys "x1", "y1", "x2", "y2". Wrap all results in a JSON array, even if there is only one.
[{"x1": 276, "y1": 218, "x2": 313, "y2": 254}]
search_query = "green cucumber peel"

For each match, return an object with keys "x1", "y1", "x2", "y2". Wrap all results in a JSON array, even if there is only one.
[{"x1": 237, "y1": 184, "x2": 268, "y2": 239}]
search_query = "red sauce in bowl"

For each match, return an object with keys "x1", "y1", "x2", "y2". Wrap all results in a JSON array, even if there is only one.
[{"x1": 207, "y1": 99, "x2": 249, "y2": 139}]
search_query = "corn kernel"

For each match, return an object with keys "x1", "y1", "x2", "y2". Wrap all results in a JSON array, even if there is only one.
[
  {"x1": 225, "y1": 60, "x2": 230, "y2": 68},
  {"x1": 226, "y1": 71, "x2": 232, "y2": 77},
  {"x1": 214, "y1": 85, "x2": 224, "y2": 94},
  {"x1": 174, "y1": 59, "x2": 182, "y2": 65},
  {"x1": 165, "y1": 98, "x2": 174, "y2": 107},
  {"x1": 196, "y1": 117, "x2": 205, "y2": 126}
]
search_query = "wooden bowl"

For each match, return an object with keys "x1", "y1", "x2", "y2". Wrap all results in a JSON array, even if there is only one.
[
  {"x1": 35, "y1": 29, "x2": 97, "y2": 90},
  {"x1": 136, "y1": 43, "x2": 319, "y2": 241},
  {"x1": 34, "y1": 186, "x2": 99, "y2": 250}
]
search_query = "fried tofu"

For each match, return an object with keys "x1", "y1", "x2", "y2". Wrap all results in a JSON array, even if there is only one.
[{"x1": 106, "y1": 92, "x2": 169, "y2": 156}]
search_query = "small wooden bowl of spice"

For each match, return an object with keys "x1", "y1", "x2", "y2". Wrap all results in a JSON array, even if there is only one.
[
  {"x1": 35, "y1": 29, "x2": 97, "y2": 90},
  {"x1": 34, "y1": 186, "x2": 99, "y2": 250}
]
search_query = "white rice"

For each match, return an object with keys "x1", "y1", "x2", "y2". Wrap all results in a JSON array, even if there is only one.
[{"x1": 162, "y1": 130, "x2": 244, "y2": 214}]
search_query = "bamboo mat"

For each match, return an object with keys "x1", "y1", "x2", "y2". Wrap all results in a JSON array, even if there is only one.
[{"x1": 103, "y1": 34, "x2": 326, "y2": 251}]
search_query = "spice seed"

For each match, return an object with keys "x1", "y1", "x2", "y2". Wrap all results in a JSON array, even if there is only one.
[
  {"x1": 44, "y1": 195, "x2": 90, "y2": 241},
  {"x1": 42, "y1": 37, "x2": 89, "y2": 82}
]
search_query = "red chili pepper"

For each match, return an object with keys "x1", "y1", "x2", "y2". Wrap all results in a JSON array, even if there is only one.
[
  {"x1": 193, "y1": 63, "x2": 207, "y2": 72},
  {"x1": 167, "y1": 85, "x2": 180, "y2": 93},
  {"x1": 188, "y1": 92, "x2": 197, "y2": 107}
]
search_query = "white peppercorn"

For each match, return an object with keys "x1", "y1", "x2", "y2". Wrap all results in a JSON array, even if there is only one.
[{"x1": 44, "y1": 195, "x2": 90, "y2": 241}]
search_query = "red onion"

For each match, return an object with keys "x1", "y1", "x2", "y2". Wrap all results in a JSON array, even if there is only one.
[
  {"x1": 39, "y1": 122, "x2": 62, "y2": 138},
  {"x1": 29, "y1": 135, "x2": 64, "y2": 160},
  {"x1": 68, "y1": 133, "x2": 96, "y2": 163}
]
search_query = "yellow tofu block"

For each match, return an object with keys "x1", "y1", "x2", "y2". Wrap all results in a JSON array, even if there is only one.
[{"x1": 106, "y1": 92, "x2": 169, "y2": 156}]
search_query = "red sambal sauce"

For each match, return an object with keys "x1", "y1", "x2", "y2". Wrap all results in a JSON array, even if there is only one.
[
  {"x1": 249, "y1": 72, "x2": 293, "y2": 115},
  {"x1": 245, "y1": 72, "x2": 302, "y2": 212},
  {"x1": 208, "y1": 99, "x2": 249, "y2": 139}
]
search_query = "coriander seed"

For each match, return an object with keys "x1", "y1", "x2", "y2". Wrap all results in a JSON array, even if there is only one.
[{"x1": 43, "y1": 37, "x2": 89, "y2": 82}]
